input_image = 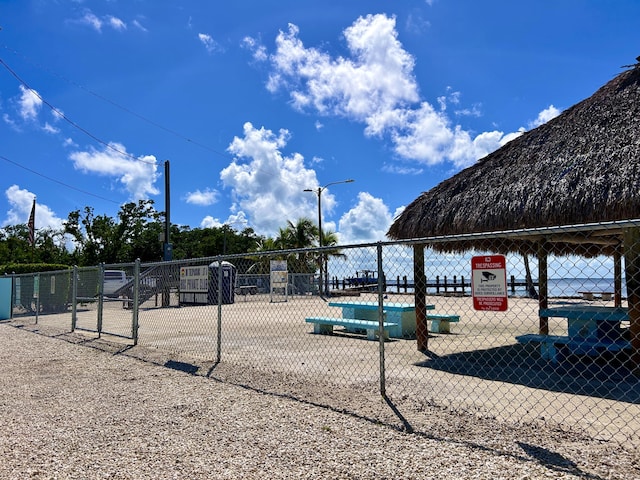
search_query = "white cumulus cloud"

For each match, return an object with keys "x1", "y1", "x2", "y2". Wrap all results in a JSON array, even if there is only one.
[
  {"x1": 69, "y1": 143, "x2": 159, "y2": 200},
  {"x1": 73, "y1": 10, "x2": 128, "y2": 32},
  {"x1": 80, "y1": 11, "x2": 103, "y2": 32},
  {"x1": 219, "y1": 122, "x2": 323, "y2": 236},
  {"x1": 3, "y1": 185, "x2": 64, "y2": 231},
  {"x1": 263, "y1": 13, "x2": 541, "y2": 171},
  {"x1": 528, "y1": 104, "x2": 561, "y2": 129},
  {"x1": 267, "y1": 15, "x2": 419, "y2": 123},
  {"x1": 338, "y1": 192, "x2": 393, "y2": 244},
  {"x1": 185, "y1": 188, "x2": 219, "y2": 206},
  {"x1": 18, "y1": 85, "x2": 42, "y2": 121},
  {"x1": 107, "y1": 15, "x2": 126, "y2": 30},
  {"x1": 198, "y1": 33, "x2": 218, "y2": 53}
]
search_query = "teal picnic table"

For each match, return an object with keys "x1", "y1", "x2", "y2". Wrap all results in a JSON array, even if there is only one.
[
  {"x1": 327, "y1": 301, "x2": 434, "y2": 339},
  {"x1": 517, "y1": 305, "x2": 630, "y2": 362}
]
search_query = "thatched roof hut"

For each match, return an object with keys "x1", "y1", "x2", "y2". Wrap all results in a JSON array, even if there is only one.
[
  {"x1": 388, "y1": 61, "x2": 640, "y2": 257},
  {"x1": 386, "y1": 60, "x2": 640, "y2": 368}
]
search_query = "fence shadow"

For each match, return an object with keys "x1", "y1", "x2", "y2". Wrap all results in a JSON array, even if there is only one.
[{"x1": 415, "y1": 344, "x2": 640, "y2": 404}]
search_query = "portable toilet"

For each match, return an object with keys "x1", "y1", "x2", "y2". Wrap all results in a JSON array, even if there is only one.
[{"x1": 208, "y1": 261, "x2": 236, "y2": 304}]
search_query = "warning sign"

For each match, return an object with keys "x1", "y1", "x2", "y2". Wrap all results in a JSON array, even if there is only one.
[{"x1": 471, "y1": 255, "x2": 508, "y2": 311}]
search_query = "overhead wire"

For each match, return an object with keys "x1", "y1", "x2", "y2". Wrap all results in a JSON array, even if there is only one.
[
  {"x1": 0, "y1": 46, "x2": 319, "y2": 190},
  {"x1": 0, "y1": 47, "x2": 334, "y2": 223},
  {"x1": 0, "y1": 154, "x2": 121, "y2": 204},
  {"x1": 0, "y1": 43, "x2": 233, "y2": 161},
  {"x1": 0, "y1": 57, "x2": 156, "y2": 165}
]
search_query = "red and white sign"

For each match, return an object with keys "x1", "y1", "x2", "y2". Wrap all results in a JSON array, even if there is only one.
[{"x1": 471, "y1": 255, "x2": 508, "y2": 311}]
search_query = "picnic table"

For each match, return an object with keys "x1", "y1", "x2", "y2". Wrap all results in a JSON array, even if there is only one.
[
  {"x1": 516, "y1": 305, "x2": 630, "y2": 362},
  {"x1": 578, "y1": 291, "x2": 614, "y2": 301},
  {"x1": 305, "y1": 301, "x2": 434, "y2": 339}
]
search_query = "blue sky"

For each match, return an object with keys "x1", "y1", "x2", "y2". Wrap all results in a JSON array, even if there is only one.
[{"x1": 1, "y1": 0, "x2": 639, "y2": 246}]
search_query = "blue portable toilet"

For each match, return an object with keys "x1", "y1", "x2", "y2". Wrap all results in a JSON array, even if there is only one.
[{"x1": 208, "y1": 261, "x2": 236, "y2": 304}]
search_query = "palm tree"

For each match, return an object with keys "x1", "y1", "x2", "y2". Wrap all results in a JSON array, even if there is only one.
[
  {"x1": 319, "y1": 229, "x2": 347, "y2": 294},
  {"x1": 283, "y1": 218, "x2": 318, "y2": 249},
  {"x1": 248, "y1": 218, "x2": 347, "y2": 294},
  {"x1": 246, "y1": 237, "x2": 285, "y2": 274},
  {"x1": 522, "y1": 252, "x2": 539, "y2": 299},
  {"x1": 276, "y1": 218, "x2": 318, "y2": 272}
]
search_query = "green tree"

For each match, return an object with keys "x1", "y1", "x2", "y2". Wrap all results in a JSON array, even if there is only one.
[
  {"x1": 0, "y1": 224, "x2": 70, "y2": 266},
  {"x1": 170, "y1": 225, "x2": 262, "y2": 260},
  {"x1": 282, "y1": 218, "x2": 318, "y2": 271},
  {"x1": 64, "y1": 200, "x2": 163, "y2": 265},
  {"x1": 115, "y1": 200, "x2": 163, "y2": 262},
  {"x1": 0, "y1": 225, "x2": 31, "y2": 264}
]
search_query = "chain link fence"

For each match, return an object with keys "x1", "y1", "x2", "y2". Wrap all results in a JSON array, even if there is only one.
[{"x1": 4, "y1": 221, "x2": 640, "y2": 445}]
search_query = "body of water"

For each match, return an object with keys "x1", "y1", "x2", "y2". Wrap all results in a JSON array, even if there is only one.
[
  {"x1": 527, "y1": 278, "x2": 624, "y2": 298},
  {"x1": 385, "y1": 278, "x2": 625, "y2": 298}
]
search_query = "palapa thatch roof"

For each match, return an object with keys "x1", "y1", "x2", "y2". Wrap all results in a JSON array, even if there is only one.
[{"x1": 387, "y1": 61, "x2": 640, "y2": 257}]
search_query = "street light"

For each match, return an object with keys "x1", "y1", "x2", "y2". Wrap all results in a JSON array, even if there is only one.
[{"x1": 304, "y1": 178, "x2": 354, "y2": 296}]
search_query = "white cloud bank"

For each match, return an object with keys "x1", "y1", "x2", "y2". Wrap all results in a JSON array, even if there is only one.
[
  {"x1": 218, "y1": 122, "x2": 398, "y2": 242},
  {"x1": 250, "y1": 13, "x2": 560, "y2": 170},
  {"x1": 219, "y1": 122, "x2": 324, "y2": 236},
  {"x1": 2, "y1": 185, "x2": 64, "y2": 231},
  {"x1": 233, "y1": 13, "x2": 564, "y2": 242}
]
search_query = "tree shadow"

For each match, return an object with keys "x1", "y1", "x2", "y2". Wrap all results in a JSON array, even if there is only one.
[
  {"x1": 415, "y1": 343, "x2": 640, "y2": 403},
  {"x1": 517, "y1": 442, "x2": 601, "y2": 479},
  {"x1": 165, "y1": 360, "x2": 199, "y2": 375}
]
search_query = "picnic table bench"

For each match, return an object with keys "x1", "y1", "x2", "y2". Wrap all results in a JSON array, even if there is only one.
[
  {"x1": 516, "y1": 333, "x2": 630, "y2": 363},
  {"x1": 304, "y1": 317, "x2": 396, "y2": 340},
  {"x1": 305, "y1": 301, "x2": 461, "y2": 340},
  {"x1": 327, "y1": 301, "x2": 428, "y2": 339},
  {"x1": 426, "y1": 313, "x2": 460, "y2": 334},
  {"x1": 306, "y1": 301, "x2": 433, "y2": 340},
  {"x1": 516, "y1": 306, "x2": 630, "y2": 362},
  {"x1": 578, "y1": 291, "x2": 614, "y2": 301}
]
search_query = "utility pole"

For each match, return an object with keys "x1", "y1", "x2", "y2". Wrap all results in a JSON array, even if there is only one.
[
  {"x1": 304, "y1": 179, "x2": 354, "y2": 296},
  {"x1": 164, "y1": 160, "x2": 172, "y2": 261},
  {"x1": 162, "y1": 160, "x2": 172, "y2": 307}
]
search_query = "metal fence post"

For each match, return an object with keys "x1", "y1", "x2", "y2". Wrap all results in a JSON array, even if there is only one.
[
  {"x1": 34, "y1": 272, "x2": 40, "y2": 324},
  {"x1": 9, "y1": 273, "x2": 15, "y2": 321},
  {"x1": 97, "y1": 263, "x2": 104, "y2": 337},
  {"x1": 132, "y1": 259, "x2": 140, "y2": 345},
  {"x1": 216, "y1": 257, "x2": 223, "y2": 363},
  {"x1": 71, "y1": 265, "x2": 78, "y2": 331},
  {"x1": 377, "y1": 242, "x2": 386, "y2": 396}
]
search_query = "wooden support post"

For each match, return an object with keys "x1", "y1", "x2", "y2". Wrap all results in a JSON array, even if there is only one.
[
  {"x1": 538, "y1": 241, "x2": 549, "y2": 335},
  {"x1": 614, "y1": 246, "x2": 623, "y2": 308},
  {"x1": 413, "y1": 244, "x2": 428, "y2": 352},
  {"x1": 623, "y1": 228, "x2": 640, "y2": 375}
]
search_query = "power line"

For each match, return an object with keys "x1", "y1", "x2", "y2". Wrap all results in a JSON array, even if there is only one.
[
  {"x1": 0, "y1": 57, "x2": 156, "y2": 165},
  {"x1": 0, "y1": 44, "x2": 234, "y2": 161},
  {"x1": 0, "y1": 48, "x2": 338, "y2": 222},
  {"x1": 0, "y1": 47, "x2": 319, "y2": 191},
  {"x1": 0, "y1": 154, "x2": 120, "y2": 204}
]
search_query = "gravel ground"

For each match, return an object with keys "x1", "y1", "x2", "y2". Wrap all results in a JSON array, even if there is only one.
[{"x1": 0, "y1": 322, "x2": 638, "y2": 480}]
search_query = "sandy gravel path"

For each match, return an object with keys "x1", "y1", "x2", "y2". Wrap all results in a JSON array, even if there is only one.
[{"x1": 1, "y1": 323, "x2": 638, "y2": 479}]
